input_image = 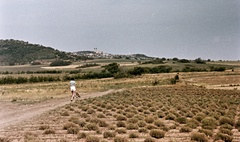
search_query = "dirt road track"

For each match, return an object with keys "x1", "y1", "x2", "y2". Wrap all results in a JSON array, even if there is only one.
[{"x1": 0, "y1": 89, "x2": 117, "y2": 130}]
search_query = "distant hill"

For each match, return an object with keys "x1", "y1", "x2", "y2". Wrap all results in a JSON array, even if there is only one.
[
  {"x1": 0, "y1": 39, "x2": 154, "y2": 65},
  {"x1": 0, "y1": 39, "x2": 74, "y2": 65}
]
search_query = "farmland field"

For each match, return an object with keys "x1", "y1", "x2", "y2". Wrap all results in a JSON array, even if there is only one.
[{"x1": 0, "y1": 61, "x2": 240, "y2": 142}]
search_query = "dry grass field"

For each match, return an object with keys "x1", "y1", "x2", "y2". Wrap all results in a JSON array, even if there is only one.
[{"x1": 0, "y1": 70, "x2": 240, "y2": 142}]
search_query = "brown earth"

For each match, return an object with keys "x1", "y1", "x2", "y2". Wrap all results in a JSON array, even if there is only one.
[{"x1": 0, "y1": 89, "x2": 118, "y2": 131}]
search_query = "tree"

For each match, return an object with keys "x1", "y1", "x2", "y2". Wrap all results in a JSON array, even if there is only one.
[
  {"x1": 173, "y1": 57, "x2": 179, "y2": 61},
  {"x1": 195, "y1": 58, "x2": 206, "y2": 64},
  {"x1": 103, "y1": 63, "x2": 120, "y2": 74}
]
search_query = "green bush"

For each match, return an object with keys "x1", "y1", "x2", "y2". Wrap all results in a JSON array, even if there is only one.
[
  {"x1": 103, "y1": 63, "x2": 120, "y2": 74},
  {"x1": 178, "y1": 59, "x2": 190, "y2": 63},
  {"x1": 50, "y1": 60, "x2": 71, "y2": 66},
  {"x1": 209, "y1": 66, "x2": 226, "y2": 72},
  {"x1": 128, "y1": 67, "x2": 145, "y2": 75},
  {"x1": 195, "y1": 58, "x2": 206, "y2": 64}
]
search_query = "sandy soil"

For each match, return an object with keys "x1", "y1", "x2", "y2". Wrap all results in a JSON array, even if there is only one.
[{"x1": 0, "y1": 89, "x2": 118, "y2": 131}]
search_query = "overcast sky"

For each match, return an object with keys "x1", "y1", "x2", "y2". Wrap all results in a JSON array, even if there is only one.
[{"x1": 0, "y1": 0, "x2": 240, "y2": 60}]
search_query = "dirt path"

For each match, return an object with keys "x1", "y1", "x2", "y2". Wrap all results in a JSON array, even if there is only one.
[{"x1": 0, "y1": 89, "x2": 118, "y2": 130}]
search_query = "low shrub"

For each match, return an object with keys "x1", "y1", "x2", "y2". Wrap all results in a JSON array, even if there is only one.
[
  {"x1": 146, "y1": 124, "x2": 158, "y2": 130},
  {"x1": 87, "y1": 108, "x2": 96, "y2": 114},
  {"x1": 116, "y1": 121, "x2": 126, "y2": 127},
  {"x1": 154, "y1": 120, "x2": 165, "y2": 127},
  {"x1": 63, "y1": 122, "x2": 78, "y2": 130},
  {"x1": 180, "y1": 126, "x2": 192, "y2": 133},
  {"x1": 98, "y1": 120, "x2": 109, "y2": 127},
  {"x1": 138, "y1": 121, "x2": 147, "y2": 127},
  {"x1": 77, "y1": 132, "x2": 87, "y2": 139},
  {"x1": 97, "y1": 113, "x2": 106, "y2": 118},
  {"x1": 103, "y1": 131, "x2": 116, "y2": 138},
  {"x1": 39, "y1": 125, "x2": 50, "y2": 130},
  {"x1": 144, "y1": 137, "x2": 156, "y2": 142},
  {"x1": 220, "y1": 124, "x2": 233, "y2": 130},
  {"x1": 145, "y1": 116, "x2": 155, "y2": 123},
  {"x1": 125, "y1": 112, "x2": 135, "y2": 118},
  {"x1": 114, "y1": 136, "x2": 128, "y2": 142},
  {"x1": 61, "y1": 111, "x2": 69, "y2": 116},
  {"x1": 78, "y1": 120, "x2": 87, "y2": 127},
  {"x1": 67, "y1": 127, "x2": 79, "y2": 134},
  {"x1": 165, "y1": 113, "x2": 176, "y2": 120},
  {"x1": 85, "y1": 136, "x2": 100, "y2": 142},
  {"x1": 116, "y1": 115, "x2": 127, "y2": 121},
  {"x1": 219, "y1": 116, "x2": 235, "y2": 126},
  {"x1": 176, "y1": 116, "x2": 187, "y2": 124},
  {"x1": 0, "y1": 137, "x2": 10, "y2": 142},
  {"x1": 190, "y1": 132, "x2": 208, "y2": 142},
  {"x1": 43, "y1": 129, "x2": 55, "y2": 134},
  {"x1": 149, "y1": 129, "x2": 165, "y2": 139},
  {"x1": 126, "y1": 123, "x2": 138, "y2": 130},
  {"x1": 219, "y1": 128, "x2": 233, "y2": 136},
  {"x1": 129, "y1": 133, "x2": 139, "y2": 138},
  {"x1": 68, "y1": 116, "x2": 80, "y2": 124},
  {"x1": 235, "y1": 119, "x2": 240, "y2": 128},
  {"x1": 85, "y1": 123, "x2": 99, "y2": 131},
  {"x1": 138, "y1": 128, "x2": 149, "y2": 133},
  {"x1": 214, "y1": 132, "x2": 233, "y2": 142},
  {"x1": 186, "y1": 119, "x2": 199, "y2": 129},
  {"x1": 157, "y1": 111, "x2": 165, "y2": 118},
  {"x1": 198, "y1": 129, "x2": 213, "y2": 136},
  {"x1": 115, "y1": 128, "x2": 127, "y2": 134},
  {"x1": 201, "y1": 117, "x2": 217, "y2": 130},
  {"x1": 24, "y1": 132, "x2": 38, "y2": 141},
  {"x1": 127, "y1": 118, "x2": 138, "y2": 123}
]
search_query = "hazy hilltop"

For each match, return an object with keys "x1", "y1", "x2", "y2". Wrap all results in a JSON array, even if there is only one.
[
  {"x1": 0, "y1": 39, "x2": 156, "y2": 66},
  {"x1": 0, "y1": 39, "x2": 74, "y2": 65}
]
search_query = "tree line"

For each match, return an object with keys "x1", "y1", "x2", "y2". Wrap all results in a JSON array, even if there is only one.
[{"x1": 0, "y1": 63, "x2": 226, "y2": 85}]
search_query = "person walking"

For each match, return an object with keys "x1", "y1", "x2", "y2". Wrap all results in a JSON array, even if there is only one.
[{"x1": 69, "y1": 78, "x2": 76, "y2": 101}]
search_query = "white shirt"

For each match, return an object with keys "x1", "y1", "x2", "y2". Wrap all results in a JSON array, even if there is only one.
[{"x1": 69, "y1": 80, "x2": 76, "y2": 87}]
